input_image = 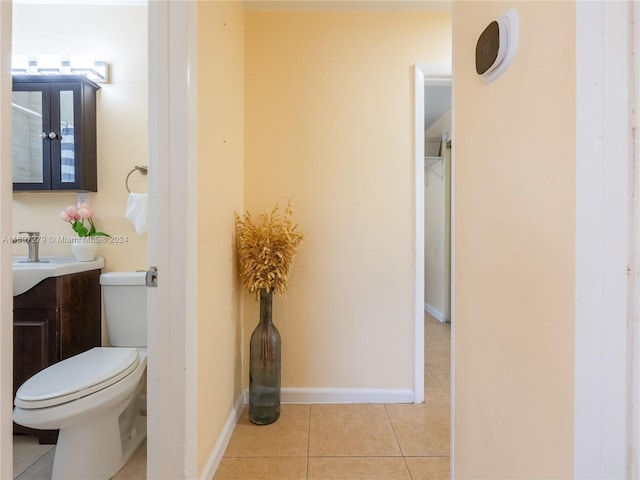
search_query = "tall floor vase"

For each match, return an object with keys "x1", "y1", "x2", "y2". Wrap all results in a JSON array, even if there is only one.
[{"x1": 249, "y1": 289, "x2": 281, "y2": 425}]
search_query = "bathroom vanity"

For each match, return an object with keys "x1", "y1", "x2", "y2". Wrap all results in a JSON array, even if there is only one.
[{"x1": 13, "y1": 266, "x2": 102, "y2": 442}]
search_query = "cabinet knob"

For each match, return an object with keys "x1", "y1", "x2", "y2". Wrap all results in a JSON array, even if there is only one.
[
  {"x1": 48, "y1": 132, "x2": 58, "y2": 140},
  {"x1": 40, "y1": 132, "x2": 47, "y2": 139}
]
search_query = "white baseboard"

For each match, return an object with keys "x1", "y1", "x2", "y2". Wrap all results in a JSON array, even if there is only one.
[
  {"x1": 241, "y1": 387, "x2": 415, "y2": 404},
  {"x1": 424, "y1": 303, "x2": 447, "y2": 323},
  {"x1": 200, "y1": 391, "x2": 246, "y2": 480}
]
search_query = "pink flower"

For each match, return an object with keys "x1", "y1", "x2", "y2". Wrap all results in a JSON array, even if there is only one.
[
  {"x1": 77, "y1": 206, "x2": 92, "y2": 219},
  {"x1": 65, "y1": 205, "x2": 79, "y2": 220},
  {"x1": 60, "y1": 203, "x2": 109, "y2": 238}
]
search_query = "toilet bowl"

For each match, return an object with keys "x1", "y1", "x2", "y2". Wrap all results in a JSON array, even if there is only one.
[
  {"x1": 13, "y1": 271, "x2": 148, "y2": 480},
  {"x1": 14, "y1": 348, "x2": 147, "y2": 479}
]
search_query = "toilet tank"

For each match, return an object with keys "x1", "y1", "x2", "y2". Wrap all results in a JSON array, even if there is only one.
[{"x1": 100, "y1": 271, "x2": 147, "y2": 347}]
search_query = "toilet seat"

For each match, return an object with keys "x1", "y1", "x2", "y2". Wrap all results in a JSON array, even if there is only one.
[{"x1": 15, "y1": 347, "x2": 139, "y2": 409}]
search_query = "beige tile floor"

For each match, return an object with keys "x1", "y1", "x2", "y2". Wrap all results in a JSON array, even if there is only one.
[
  {"x1": 214, "y1": 314, "x2": 450, "y2": 480},
  {"x1": 13, "y1": 314, "x2": 449, "y2": 480}
]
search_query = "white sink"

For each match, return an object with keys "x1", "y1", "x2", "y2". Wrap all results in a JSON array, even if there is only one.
[{"x1": 13, "y1": 256, "x2": 105, "y2": 296}]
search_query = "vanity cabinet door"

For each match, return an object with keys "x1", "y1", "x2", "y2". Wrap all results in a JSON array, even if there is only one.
[
  {"x1": 13, "y1": 309, "x2": 57, "y2": 397},
  {"x1": 12, "y1": 75, "x2": 99, "y2": 192},
  {"x1": 13, "y1": 309, "x2": 59, "y2": 443},
  {"x1": 12, "y1": 271, "x2": 102, "y2": 387},
  {"x1": 11, "y1": 83, "x2": 51, "y2": 190},
  {"x1": 58, "y1": 270, "x2": 102, "y2": 358}
]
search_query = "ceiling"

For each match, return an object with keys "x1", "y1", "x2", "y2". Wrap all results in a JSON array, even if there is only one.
[{"x1": 424, "y1": 85, "x2": 451, "y2": 132}]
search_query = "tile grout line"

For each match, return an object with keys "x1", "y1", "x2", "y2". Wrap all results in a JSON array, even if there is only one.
[
  {"x1": 425, "y1": 362, "x2": 450, "y2": 398},
  {"x1": 383, "y1": 403, "x2": 413, "y2": 479}
]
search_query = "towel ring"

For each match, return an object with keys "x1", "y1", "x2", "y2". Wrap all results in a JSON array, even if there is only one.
[{"x1": 125, "y1": 165, "x2": 148, "y2": 193}]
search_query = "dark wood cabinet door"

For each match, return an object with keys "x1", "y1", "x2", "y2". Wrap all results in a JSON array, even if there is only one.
[
  {"x1": 13, "y1": 309, "x2": 57, "y2": 397},
  {"x1": 11, "y1": 82, "x2": 51, "y2": 190},
  {"x1": 59, "y1": 270, "x2": 101, "y2": 359}
]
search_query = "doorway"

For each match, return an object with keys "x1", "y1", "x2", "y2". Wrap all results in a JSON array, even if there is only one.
[
  {"x1": 423, "y1": 81, "x2": 451, "y2": 324},
  {"x1": 7, "y1": 2, "x2": 151, "y2": 478},
  {"x1": 413, "y1": 63, "x2": 453, "y2": 440},
  {"x1": 2, "y1": 2, "x2": 194, "y2": 477}
]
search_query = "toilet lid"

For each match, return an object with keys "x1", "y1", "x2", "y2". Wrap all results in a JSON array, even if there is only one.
[{"x1": 15, "y1": 347, "x2": 139, "y2": 409}]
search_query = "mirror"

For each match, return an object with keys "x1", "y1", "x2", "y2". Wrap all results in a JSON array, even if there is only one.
[
  {"x1": 12, "y1": 86, "x2": 77, "y2": 186},
  {"x1": 59, "y1": 89, "x2": 75, "y2": 183},
  {"x1": 12, "y1": 91, "x2": 44, "y2": 184}
]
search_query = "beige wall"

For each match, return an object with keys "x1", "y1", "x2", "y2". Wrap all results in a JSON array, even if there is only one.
[
  {"x1": 11, "y1": 4, "x2": 147, "y2": 273},
  {"x1": 196, "y1": 2, "x2": 245, "y2": 474},
  {"x1": 454, "y1": 2, "x2": 575, "y2": 477},
  {"x1": 244, "y1": 10, "x2": 451, "y2": 389}
]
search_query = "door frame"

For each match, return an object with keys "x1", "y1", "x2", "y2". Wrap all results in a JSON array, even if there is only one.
[
  {"x1": 574, "y1": 1, "x2": 639, "y2": 476},
  {"x1": 414, "y1": 63, "x2": 453, "y2": 477},
  {"x1": 413, "y1": 65, "x2": 425, "y2": 405},
  {"x1": 413, "y1": 63, "x2": 452, "y2": 406},
  {"x1": 0, "y1": 1, "x2": 198, "y2": 478},
  {"x1": 0, "y1": 2, "x2": 13, "y2": 478},
  {"x1": 146, "y1": 1, "x2": 198, "y2": 478}
]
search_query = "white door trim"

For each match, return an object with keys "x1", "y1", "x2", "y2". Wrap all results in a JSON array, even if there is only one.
[
  {"x1": 574, "y1": 1, "x2": 637, "y2": 477},
  {"x1": 0, "y1": 2, "x2": 12, "y2": 478},
  {"x1": 413, "y1": 64, "x2": 425, "y2": 405},
  {"x1": 415, "y1": 61, "x2": 453, "y2": 477},
  {"x1": 414, "y1": 62, "x2": 452, "y2": 405},
  {"x1": 630, "y1": 3, "x2": 640, "y2": 476},
  {"x1": 147, "y1": 1, "x2": 198, "y2": 478}
]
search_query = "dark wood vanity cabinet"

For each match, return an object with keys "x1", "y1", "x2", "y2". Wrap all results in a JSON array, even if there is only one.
[
  {"x1": 13, "y1": 270, "x2": 102, "y2": 441},
  {"x1": 12, "y1": 75, "x2": 100, "y2": 192}
]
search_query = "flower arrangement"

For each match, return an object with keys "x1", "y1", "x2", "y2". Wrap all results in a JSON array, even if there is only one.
[
  {"x1": 60, "y1": 203, "x2": 110, "y2": 238},
  {"x1": 235, "y1": 200, "x2": 304, "y2": 297}
]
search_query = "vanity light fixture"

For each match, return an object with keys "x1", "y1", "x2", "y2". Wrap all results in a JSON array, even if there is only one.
[
  {"x1": 10, "y1": 55, "x2": 30, "y2": 75},
  {"x1": 11, "y1": 55, "x2": 111, "y2": 83},
  {"x1": 35, "y1": 54, "x2": 62, "y2": 75},
  {"x1": 69, "y1": 55, "x2": 110, "y2": 83}
]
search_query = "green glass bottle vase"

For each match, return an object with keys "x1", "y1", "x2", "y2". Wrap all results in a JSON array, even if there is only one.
[{"x1": 249, "y1": 288, "x2": 281, "y2": 425}]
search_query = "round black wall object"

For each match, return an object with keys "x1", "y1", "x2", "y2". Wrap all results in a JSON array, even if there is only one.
[
  {"x1": 475, "y1": 9, "x2": 519, "y2": 83},
  {"x1": 475, "y1": 21, "x2": 502, "y2": 75}
]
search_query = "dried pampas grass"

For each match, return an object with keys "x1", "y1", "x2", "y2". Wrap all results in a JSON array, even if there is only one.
[{"x1": 235, "y1": 200, "x2": 304, "y2": 297}]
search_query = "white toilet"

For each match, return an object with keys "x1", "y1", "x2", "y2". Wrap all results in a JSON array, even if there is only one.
[{"x1": 13, "y1": 271, "x2": 148, "y2": 480}]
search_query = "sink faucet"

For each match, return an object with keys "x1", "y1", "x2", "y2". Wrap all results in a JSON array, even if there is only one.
[{"x1": 14, "y1": 231, "x2": 44, "y2": 263}]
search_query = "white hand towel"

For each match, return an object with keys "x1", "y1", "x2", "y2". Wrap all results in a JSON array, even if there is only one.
[{"x1": 125, "y1": 193, "x2": 148, "y2": 235}]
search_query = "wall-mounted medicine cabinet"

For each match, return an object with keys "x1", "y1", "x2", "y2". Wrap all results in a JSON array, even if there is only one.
[{"x1": 12, "y1": 75, "x2": 100, "y2": 192}]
